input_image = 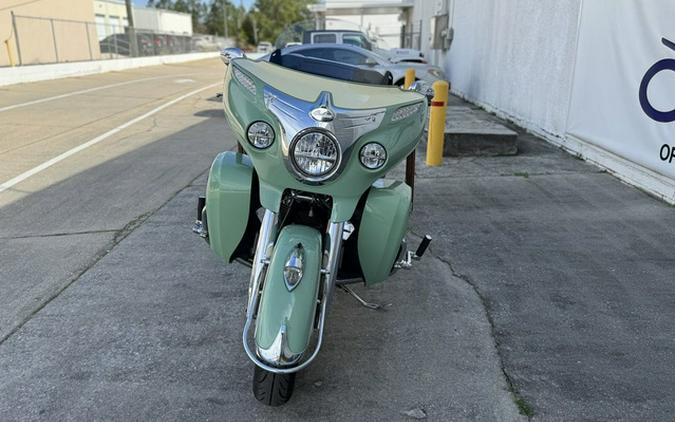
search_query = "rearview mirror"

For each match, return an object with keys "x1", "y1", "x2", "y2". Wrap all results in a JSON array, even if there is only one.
[
  {"x1": 410, "y1": 80, "x2": 434, "y2": 103},
  {"x1": 364, "y1": 57, "x2": 378, "y2": 67},
  {"x1": 220, "y1": 48, "x2": 245, "y2": 65}
]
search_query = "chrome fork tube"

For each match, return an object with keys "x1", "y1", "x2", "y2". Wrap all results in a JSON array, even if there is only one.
[
  {"x1": 323, "y1": 222, "x2": 344, "y2": 305},
  {"x1": 246, "y1": 210, "x2": 277, "y2": 318},
  {"x1": 242, "y1": 219, "x2": 344, "y2": 374}
]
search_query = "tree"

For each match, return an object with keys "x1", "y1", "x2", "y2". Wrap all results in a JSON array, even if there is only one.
[
  {"x1": 146, "y1": 0, "x2": 174, "y2": 8},
  {"x1": 251, "y1": 0, "x2": 314, "y2": 44},
  {"x1": 204, "y1": 0, "x2": 239, "y2": 37},
  {"x1": 147, "y1": 0, "x2": 316, "y2": 45}
]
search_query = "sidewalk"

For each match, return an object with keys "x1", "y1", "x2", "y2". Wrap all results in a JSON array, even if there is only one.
[{"x1": 404, "y1": 95, "x2": 675, "y2": 421}]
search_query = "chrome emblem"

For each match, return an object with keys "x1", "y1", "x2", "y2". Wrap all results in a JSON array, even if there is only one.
[
  {"x1": 310, "y1": 107, "x2": 335, "y2": 122},
  {"x1": 283, "y1": 243, "x2": 304, "y2": 291}
]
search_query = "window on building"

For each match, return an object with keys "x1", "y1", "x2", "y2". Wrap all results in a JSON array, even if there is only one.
[
  {"x1": 95, "y1": 14, "x2": 107, "y2": 40},
  {"x1": 109, "y1": 15, "x2": 122, "y2": 34}
]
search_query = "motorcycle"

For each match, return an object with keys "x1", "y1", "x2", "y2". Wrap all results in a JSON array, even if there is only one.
[{"x1": 193, "y1": 47, "x2": 432, "y2": 406}]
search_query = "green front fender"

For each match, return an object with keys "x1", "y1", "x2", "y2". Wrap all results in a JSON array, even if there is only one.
[
  {"x1": 358, "y1": 180, "x2": 412, "y2": 285},
  {"x1": 205, "y1": 151, "x2": 253, "y2": 263},
  {"x1": 255, "y1": 225, "x2": 322, "y2": 357}
]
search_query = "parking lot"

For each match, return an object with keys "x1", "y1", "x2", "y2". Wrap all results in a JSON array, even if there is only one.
[{"x1": 1, "y1": 58, "x2": 674, "y2": 422}]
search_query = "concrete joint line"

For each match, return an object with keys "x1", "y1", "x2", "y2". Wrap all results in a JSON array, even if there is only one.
[
  {"x1": 408, "y1": 228, "x2": 533, "y2": 420},
  {"x1": 0, "y1": 228, "x2": 119, "y2": 240},
  {"x1": 0, "y1": 170, "x2": 209, "y2": 346}
]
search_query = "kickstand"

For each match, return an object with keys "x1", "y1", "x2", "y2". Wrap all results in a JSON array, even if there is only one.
[{"x1": 339, "y1": 285, "x2": 385, "y2": 311}]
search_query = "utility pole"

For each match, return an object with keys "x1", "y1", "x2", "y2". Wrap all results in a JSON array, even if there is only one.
[
  {"x1": 236, "y1": 0, "x2": 242, "y2": 33},
  {"x1": 124, "y1": 0, "x2": 139, "y2": 57},
  {"x1": 222, "y1": 0, "x2": 229, "y2": 38},
  {"x1": 251, "y1": 13, "x2": 258, "y2": 45}
]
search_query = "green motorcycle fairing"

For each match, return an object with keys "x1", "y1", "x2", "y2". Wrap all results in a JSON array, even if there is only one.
[
  {"x1": 222, "y1": 58, "x2": 427, "y2": 223},
  {"x1": 205, "y1": 151, "x2": 253, "y2": 263},
  {"x1": 358, "y1": 179, "x2": 412, "y2": 285}
]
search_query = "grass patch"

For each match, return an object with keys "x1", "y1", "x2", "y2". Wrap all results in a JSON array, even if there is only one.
[
  {"x1": 514, "y1": 397, "x2": 534, "y2": 418},
  {"x1": 514, "y1": 171, "x2": 529, "y2": 178}
]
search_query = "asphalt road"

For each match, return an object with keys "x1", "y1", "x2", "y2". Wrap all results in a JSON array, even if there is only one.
[{"x1": 0, "y1": 60, "x2": 523, "y2": 421}]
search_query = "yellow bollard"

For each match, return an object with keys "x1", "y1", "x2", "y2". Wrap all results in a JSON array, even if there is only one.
[
  {"x1": 403, "y1": 68, "x2": 415, "y2": 89},
  {"x1": 426, "y1": 80, "x2": 450, "y2": 166},
  {"x1": 4, "y1": 39, "x2": 15, "y2": 67}
]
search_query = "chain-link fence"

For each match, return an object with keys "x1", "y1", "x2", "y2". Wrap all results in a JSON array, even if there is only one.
[{"x1": 6, "y1": 13, "x2": 230, "y2": 67}]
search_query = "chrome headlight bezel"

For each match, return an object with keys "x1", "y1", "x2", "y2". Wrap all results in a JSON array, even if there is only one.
[
  {"x1": 246, "y1": 121, "x2": 275, "y2": 149},
  {"x1": 289, "y1": 128, "x2": 342, "y2": 182},
  {"x1": 359, "y1": 142, "x2": 387, "y2": 170}
]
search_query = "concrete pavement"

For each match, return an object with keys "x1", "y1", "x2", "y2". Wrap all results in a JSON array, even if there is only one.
[
  {"x1": 0, "y1": 59, "x2": 227, "y2": 342},
  {"x1": 403, "y1": 113, "x2": 675, "y2": 421},
  {"x1": 0, "y1": 62, "x2": 524, "y2": 421},
  {"x1": 1, "y1": 61, "x2": 674, "y2": 421},
  {"x1": 0, "y1": 177, "x2": 524, "y2": 421}
]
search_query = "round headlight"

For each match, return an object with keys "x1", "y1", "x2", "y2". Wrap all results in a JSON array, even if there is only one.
[
  {"x1": 359, "y1": 142, "x2": 387, "y2": 169},
  {"x1": 291, "y1": 130, "x2": 340, "y2": 179},
  {"x1": 247, "y1": 121, "x2": 274, "y2": 149}
]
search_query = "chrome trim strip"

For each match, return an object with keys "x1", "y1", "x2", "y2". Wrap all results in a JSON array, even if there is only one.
[
  {"x1": 245, "y1": 210, "x2": 277, "y2": 317},
  {"x1": 263, "y1": 86, "x2": 386, "y2": 184},
  {"x1": 256, "y1": 320, "x2": 303, "y2": 366}
]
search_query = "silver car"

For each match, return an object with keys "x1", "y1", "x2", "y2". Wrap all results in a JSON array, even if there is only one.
[{"x1": 263, "y1": 44, "x2": 446, "y2": 86}]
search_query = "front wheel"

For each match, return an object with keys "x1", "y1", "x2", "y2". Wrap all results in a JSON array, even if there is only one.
[{"x1": 252, "y1": 365, "x2": 296, "y2": 406}]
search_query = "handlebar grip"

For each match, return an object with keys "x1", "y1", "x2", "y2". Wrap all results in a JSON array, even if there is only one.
[{"x1": 415, "y1": 235, "x2": 432, "y2": 257}]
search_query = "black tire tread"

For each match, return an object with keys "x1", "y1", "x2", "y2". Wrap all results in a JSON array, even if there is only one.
[{"x1": 253, "y1": 365, "x2": 296, "y2": 406}]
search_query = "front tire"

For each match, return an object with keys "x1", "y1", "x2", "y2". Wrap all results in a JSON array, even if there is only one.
[{"x1": 252, "y1": 365, "x2": 296, "y2": 406}]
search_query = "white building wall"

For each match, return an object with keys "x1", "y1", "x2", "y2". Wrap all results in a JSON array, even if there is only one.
[
  {"x1": 420, "y1": 0, "x2": 582, "y2": 138},
  {"x1": 412, "y1": 0, "x2": 675, "y2": 203},
  {"x1": 328, "y1": 14, "x2": 403, "y2": 48},
  {"x1": 133, "y1": 7, "x2": 192, "y2": 35}
]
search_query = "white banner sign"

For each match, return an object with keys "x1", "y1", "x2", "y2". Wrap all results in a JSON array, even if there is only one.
[{"x1": 567, "y1": 0, "x2": 675, "y2": 180}]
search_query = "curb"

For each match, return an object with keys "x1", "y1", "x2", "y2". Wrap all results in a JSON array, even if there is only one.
[{"x1": 0, "y1": 52, "x2": 219, "y2": 87}]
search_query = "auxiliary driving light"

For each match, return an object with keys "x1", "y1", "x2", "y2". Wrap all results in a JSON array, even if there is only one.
[
  {"x1": 247, "y1": 121, "x2": 274, "y2": 149},
  {"x1": 359, "y1": 142, "x2": 387, "y2": 169}
]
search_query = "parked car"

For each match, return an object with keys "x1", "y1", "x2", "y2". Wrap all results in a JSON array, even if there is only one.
[
  {"x1": 256, "y1": 41, "x2": 273, "y2": 53},
  {"x1": 267, "y1": 49, "x2": 392, "y2": 85},
  {"x1": 377, "y1": 47, "x2": 426, "y2": 63},
  {"x1": 263, "y1": 44, "x2": 445, "y2": 86},
  {"x1": 302, "y1": 30, "x2": 373, "y2": 50}
]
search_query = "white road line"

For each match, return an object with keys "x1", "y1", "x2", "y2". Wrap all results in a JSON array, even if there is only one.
[
  {"x1": 0, "y1": 72, "x2": 217, "y2": 113},
  {"x1": 0, "y1": 82, "x2": 219, "y2": 194}
]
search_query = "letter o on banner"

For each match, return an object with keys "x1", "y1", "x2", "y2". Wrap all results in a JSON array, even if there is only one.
[{"x1": 660, "y1": 144, "x2": 674, "y2": 162}]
